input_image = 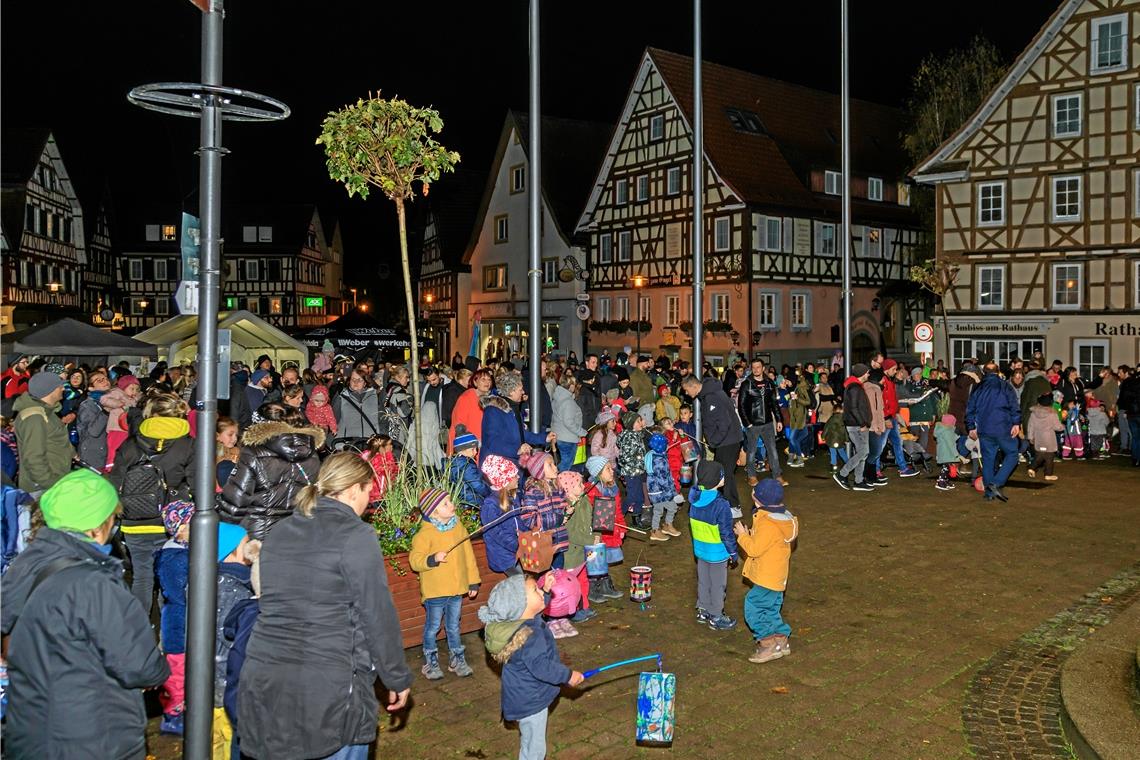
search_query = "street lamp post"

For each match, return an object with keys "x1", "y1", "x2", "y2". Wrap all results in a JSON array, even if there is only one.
[{"x1": 632, "y1": 274, "x2": 645, "y2": 358}]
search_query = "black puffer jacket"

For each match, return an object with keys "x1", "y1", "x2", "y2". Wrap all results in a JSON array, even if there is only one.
[
  {"x1": 217, "y1": 421, "x2": 324, "y2": 540},
  {"x1": 1, "y1": 528, "x2": 169, "y2": 759}
]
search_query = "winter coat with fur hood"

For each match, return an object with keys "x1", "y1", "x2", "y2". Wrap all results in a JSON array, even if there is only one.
[
  {"x1": 483, "y1": 617, "x2": 571, "y2": 722},
  {"x1": 217, "y1": 420, "x2": 324, "y2": 540},
  {"x1": 479, "y1": 394, "x2": 548, "y2": 467}
]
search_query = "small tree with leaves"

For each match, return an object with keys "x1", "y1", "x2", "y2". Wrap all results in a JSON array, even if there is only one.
[
  {"x1": 317, "y1": 94, "x2": 460, "y2": 458},
  {"x1": 910, "y1": 257, "x2": 960, "y2": 364}
]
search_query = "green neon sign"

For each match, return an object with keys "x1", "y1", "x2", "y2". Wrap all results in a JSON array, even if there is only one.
[{"x1": 303, "y1": 296, "x2": 325, "y2": 308}]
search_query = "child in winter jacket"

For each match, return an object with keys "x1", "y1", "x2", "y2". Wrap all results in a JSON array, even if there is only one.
[
  {"x1": 517, "y1": 453, "x2": 570, "y2": 616},
  {"x1": 409, "y1": 488, "x2": 481, "y2": 680},
  {"x1": 214, "y1": 523, "x2": 255, "y2": 759},
  {"x1": 303, "y1": 384, "x2": 337, "y2": 439},
  {"x1": 822, "y1": 400, "x2": 849, "y2": 472},
  {"x1": 934, "y1": 414, "x2": 960, "y2": 491},
  {"x1": 616, "y1": 412, "x2": 648, "y2": 526},
  {"x1": 589, "y1": 409, "x2": 619, "y2": 471},
  {"x1": 688, "y1": 460, "x2": 737, "y2": 631},
  {"x1": 556, "y1": 470, "x2": 596, "y2": 625},
  {"x1": 677, "y1": 404, "x2": 696, "y2": 440},
  {"x1": 155, "y1": 500, "x2": 195, "y2": 735},
  {"x1": 479, "y1": 455, "x2": 528, "y2": 575},
  {"x1": 1061, "y1": 399, "x2": 1084, "y2": 459},
  {"x1": 1026, "y1": 393, "x2": 1064, "y2": 480},
  {"x1": 655, "y1": 384, "x2": 681, "y2": 422},
  {"x1": 478, "y1": 574, "x2": 584, "y2": 760},
  {"x1": 446, "y1": 425, "x2": 490, "y2": 509},
  {"x1": 660, "y1": 417, "x2": 684, "y2": 490},
  {"x1": 1085, "y1": 393, "x2": 1109, "y2": 458},
  {"x1": 584, "y1": 455, "x2": 627, "y2": 604},
  {"x1": 215, "y1": 416, "x2": 240, "y2": 491},
  {"x1": 364, "y1": 435, "x2": 398, "y2": 504},
  {"x1": 222, "y1": 540, "x2": 262, "y2": 760},
  {"x1": 734, "y1": 479, "x2": 798, "y2": 663},
  {"x1": 645, "y1": 432, "x2": 682, "y2": 541}
]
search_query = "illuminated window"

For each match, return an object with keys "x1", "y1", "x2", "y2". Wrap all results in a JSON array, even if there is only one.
[
  {"x1": 161, "y1": 224, "x2": 177, "y2": 241},
  {"x1": 1051, "y1": 262, "x2": 1082, "y2": 309}
]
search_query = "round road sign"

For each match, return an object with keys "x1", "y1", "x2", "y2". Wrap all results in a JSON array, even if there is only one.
[{"x1": 913, "y1": 322, "x2": 934, "y2": 342}]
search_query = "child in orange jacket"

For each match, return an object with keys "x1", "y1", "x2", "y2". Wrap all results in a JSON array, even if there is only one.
[{"x1": 734, "y1": 479, "x2": 798, "y2": 664}]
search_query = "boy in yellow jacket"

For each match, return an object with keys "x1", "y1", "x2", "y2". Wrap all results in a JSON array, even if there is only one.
[
  {"x1": 733, "y1": 479, "x2": 799, "y2": 663},
  {"x1": 410, "y1": 488, "x2": 481, "y2": 680}
]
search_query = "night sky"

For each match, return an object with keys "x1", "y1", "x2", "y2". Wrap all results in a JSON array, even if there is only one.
[{"x1": 3, "y1": 0, "x2": 1054, "y2": 311}]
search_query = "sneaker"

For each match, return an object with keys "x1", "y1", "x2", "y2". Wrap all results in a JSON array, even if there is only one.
[
  {"x1": 708, "y1": 614, "x2": 737, "y2": 631},
  {"x1": 650, "y1": 529, "x2": 670, "y2": 542},
  {"x1": 696, "y1": 608, "x2": 711, "y2": 623},
  {"x1": 787, "y1": 458, "x2": 805, "y2": 468},
  {"x1": 570, "y1": 607, "x2": 598, "y2": 623},
  {"x1": 749, "y1": 635, "x2": 791, "y2": 663},
  {"x1": 550, "y1": 619, "x2": 578, "y2": 639},
  {"x1": 870, "y1": 477, "x2": 889, "y2": 487},
  {"x1": 776, "y1": 476, "x2": 789, "y2": 487},
  {"x1": 935, "y1": 481, "x2": 954, "y2": 491},
  {"x1": 1044, "y1": 475, "x2": 1058, "y2": 481},
  {"x1": 852, "y1": 482, "x2": 875, "y2": 492},
  {"x1": 448, "y1": 652, "x2": 474, "y2": 677},
  {"x1": 832, "y1": 472, "x2": 850, "y2": 490},
  {"x1": 1026, "y1": 468, "x2": 1036, "y2": 478},
  {"x1": 662, "y1": 523, "x2": 682, "y2": 537},
  {"x1": 898, "y1": 467, "x2": 919, "y2": 478},
  {"x1": 987, "y1": 485, "x2": 1009, "y2": 502},
  {"x1": 422, "y1": 652, "x2": 444, "y2": 680},
  {"x1": 159, "y1": 713, "x2": 185, "y2": 736}
]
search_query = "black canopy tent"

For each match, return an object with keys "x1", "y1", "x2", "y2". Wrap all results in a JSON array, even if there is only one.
[
  {"x1": 3, "y1": 318, "x2": 159, "y2": 364},
  {"x1": 299, "y1": 308, "x2": 433, "y2": 362}
]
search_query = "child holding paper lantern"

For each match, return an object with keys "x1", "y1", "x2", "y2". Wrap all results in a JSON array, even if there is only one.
[
  {"x1": 585, "y1": 455, "x2": 627, "y2": 604},
  {"x1": 733, "y1": 479, "x2": 798, "y2": 663}
]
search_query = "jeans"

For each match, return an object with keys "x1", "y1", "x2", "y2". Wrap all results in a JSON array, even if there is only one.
[
  {"x1": 1119, "y1": 411, "x2": 1130, "y2": 450},
  {"x1": 556, "y1": 440, "x2": 578, "y2": 472},
  {"x1": 696, "y1": 559, "x2": 728, "y2": 617},
  {"x1": 124, "y1": 531, "x2": 168, "y2": 615},
  {"x1": 744, "y1": 585, "x2": 790, "y2": 640},
  {"x1": 712, "y1": 443, "x2": 741, "y2": 513},
  {"x1": 518, "y1": 708, "x2": 549, "y2": 760},
  {"x1": 1129, "y1": 416, "x2": 1140, "y2": 463},
  {"x1": 828, "y1": 446, "x2": 849, "y2": 467},
  {"x1": 787, "y1": 426, "x2": 806, "y2": 457},
  {"x1": 319, "y1": 745, "x2": 369, "y2": 760},
  {"x1": 651, "y1": 500, "x2": 677, "y2": 531},
  {"x1": 745, "y1": 423, "x2": 782, "y2": 478},
  {"x1": 866, "y1": 431, "x2": 887, "y2": 480},
  {"x1": 839, "y1": 427, "x2": 869, "y2": 483},
  {"x1": 886, "y1": 418, "x2": 909, "y2": 470},
  {"x1": 979, "y1": 433, "x2": 1019, "y2": 488},
  {"x1": 422, "y1": 595, "x2": 464, "y2": 657}
]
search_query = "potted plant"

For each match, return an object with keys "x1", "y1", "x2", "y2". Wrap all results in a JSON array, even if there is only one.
[
  {"x1": 705, "y1": 320, "x2": 734, "y2": 335},
  {"x1": 370, "y1": 458, "x2": 494, "y2": 648},
  {"x1": 679, "y1": 320, "x2": 694, "y2": 335}
]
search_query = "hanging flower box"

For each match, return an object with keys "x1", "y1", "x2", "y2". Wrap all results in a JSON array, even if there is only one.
[{"x1": 384, "y1": 541, "x2": 494, "y2": 649}]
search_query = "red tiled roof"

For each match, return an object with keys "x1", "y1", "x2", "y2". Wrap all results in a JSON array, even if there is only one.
[{"x1": 648, "y1": 48, "x2": 909, "y2": 212}]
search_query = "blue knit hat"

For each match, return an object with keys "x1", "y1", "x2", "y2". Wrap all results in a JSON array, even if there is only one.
[
  {"x1": 585, "y1": 455, "x2": 610, "y2": 479},
  {"x1": 217, "y1": 523, "x2": 248, "y2": 563},
  {"x1": 752, "y1": 478, "x2": 784, "y2": 508},
  {"x1": 452, "y1": 423, "x2": 479, "y2": 453},
  {"x1": 648, "y1": 433, "x2": 667, "y2": 454}
]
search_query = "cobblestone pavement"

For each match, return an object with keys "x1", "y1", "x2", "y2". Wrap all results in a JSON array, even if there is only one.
[{"x1": 147, "y1": 455, "x2": 1140, "y2": 759}]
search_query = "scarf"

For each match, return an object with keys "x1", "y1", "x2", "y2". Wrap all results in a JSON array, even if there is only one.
[{"x1": 428, "y1": 515, "x2": 459, "y2": 532}]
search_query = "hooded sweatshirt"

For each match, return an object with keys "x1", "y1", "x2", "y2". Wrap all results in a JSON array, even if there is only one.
[
  {"x1": 483, "y1": 617, "x2": 571, "y2": 721},
  {"x1": 738, "y1": 507, "x2": 798, "y2": 591},
  {"x1": 1026, "y1": 405, "x2": 1064, "y2": 453}
]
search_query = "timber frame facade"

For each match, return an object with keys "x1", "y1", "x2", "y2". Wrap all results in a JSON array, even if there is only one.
[
  {"x1": 914, "y1": 0, "x2": 1140, "y2": 377},
  {"x1": 578, "y1": 48, "x2": 923, "y2": 366}
]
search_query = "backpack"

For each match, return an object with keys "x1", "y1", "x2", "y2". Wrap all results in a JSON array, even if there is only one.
[{"x1": 117, "y1": 451, "x2": 172, "y2": 522}]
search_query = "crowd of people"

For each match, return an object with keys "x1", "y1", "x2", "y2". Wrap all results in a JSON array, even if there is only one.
[{"x1": 1, "y1": 344, "x2": 1138, "y2": 760}]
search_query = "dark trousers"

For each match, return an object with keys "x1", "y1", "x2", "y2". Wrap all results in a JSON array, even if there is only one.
[
  {"x1": 124, "y1": 532, "x2": 167, "y2": 616},
  {"x1": 712, "y1": 443, "x2": 742, "y2": 512},
  {"x1": 1030, "y1": 452, "x2": 1055, "y2": 476}
]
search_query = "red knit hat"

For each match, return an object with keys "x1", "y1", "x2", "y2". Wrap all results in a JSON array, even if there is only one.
[{"x1": 481, "y1": 455, "x2": 518, "y2": 491}]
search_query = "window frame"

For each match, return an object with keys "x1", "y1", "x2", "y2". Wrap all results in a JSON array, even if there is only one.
[
  {"x1": 1051, "y1": 261, "x2": 1083, "y2": 310},
  {"x1": 824, "y1": 170, "x2": 841, "y2": 195},
  {"x1": 596, "y1": 297, "x2": 611, "y2": 321},
  {"x1": 665, "y1": 294, "x2": 679, "y2": 327},
  {"x1": 636, "y1": 175, "x2": 649, "y2": 202},
  {"x1": 494, "y1": 214, "x2": 509, "y2": 243},
  {"x1": 818, "y1": 222, "x2": 837, "y2": 256},
  {"x1": 863, "y1": 227, "x2": 883, "y2": 258},
  {"x1": 757, "y1": 290, "x2": 779, "y2": 330},
  {"x1": 598, "y1": 233, "x2": 613, "y2": 264},
  {"x1": 615, "y1": 178, "x2": 629, "y2": 205},
  {"x1": 867, "y1": 177, "x2": 883, "y2": 202},
  {"x1": 155, "y1": 297, "x2": 170, "y2": 317},
  {"x1": 666, "y1": 166, "x2": 681, "y2": 195},
  {"x1": 638, "y1": 295, "x2": 651, "y2": 321},
  {"x1": 242, "y1": 225, "x2": 257, "y2": 243},
  {"x1": 1073, "y1": 339, "x2": 1110, "y2": 383},
  {"x1": 789, "y1": 290, "x2": 811, "y2": 331},
  {"x1": 161, "y1": 224, "x2": 177, "y2": 242},
  {"x1": 1134, "y1": 168, "x2": 1140, "y2": 218},
  {"x1": 130, "y1": 297, "x2": 145, "y2": 316},
  {"x1": 129, "y1": 259, "x2": 143, "y2": 281},
  {"x1": 977, "y1": 181, "x2": 1006, "y2": 226},
  {"x1": 711, "y1": 292, "x2": 730, "y2": 323},
  {"x1": 976, "y1": 264, "x2": 1005, "y2": 310},
  {"x1": 245, "y1": 297, "x2": 260, "y2": 314},
  {"x1": 649, "y1": 114, "x2": 665, "y2": 141},
  {"x1": 244, "y1": 260, "x2": 260, "y2": 280},
  {"x1": 617, "y1": 231, "x2": 632, "y2": 262},
  {"x1": 1051, "y1": 175, "x2": 1082, "y2": 222},
  {"x1": 1134, "y1": 260, "x2": 1140, "y2": 309},
  {"x1": 713, "y1": 217, "x2": 731, "y2": 252},
  {"x1": 1052, "y1": 92, "x2": 1082, "y2": 138},
  {"x1": 541, "y1": 257, "x2": 558, "y2": 287},
  {"x1": 615, "y1": 296, "x2": 630, "y2": 321},
  {"x1": 482, "y1": 264, "x2": 507, "y2": 292},
  {"x1": 154, "y1": 259, "x2": 168, "y2": 281},
  {"x1": 145, "y1": 224, "x2": 160, "y2": 242},
  {"x1": 258, "y1": 226, "x2": 273, "y2": 243},
  {"x1": 1090, "y1": 13, "x2": 1128, "y2": 74},
  {"x1": 510, "y1": 164, "x2": 525, "y2": 194}
]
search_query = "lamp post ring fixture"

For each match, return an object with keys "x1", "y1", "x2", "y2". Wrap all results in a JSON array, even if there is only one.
[{"x1": 127, "y1": 82, "x2": 290, "y2": 122}]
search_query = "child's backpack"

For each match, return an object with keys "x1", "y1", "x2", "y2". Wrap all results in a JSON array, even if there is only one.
[{"x1": 117, "y1": 452, "x2": 172, "y2": 522}]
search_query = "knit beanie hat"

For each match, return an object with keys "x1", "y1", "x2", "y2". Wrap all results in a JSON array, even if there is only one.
[
  {"x1": 452, "y1": 424, "x2": 479, "y2": 453},
  {"x1": 419, "y1": 487, "x2": 450, "y2": 518},
  {"x1": 481, "y1": 455, "x2": 519, "y2": 491},
  {"x1": 657, "y1": 384, "x2": 669, "y2": 397},
  {"x1": 850, "y1": 363, "x2": 869, "y2": 378},
  {"x1": 116, "y1": 375, "x2": 140, "y2": 391},
  {"x1": 44, "y1": 362, "x2": 66, "y2": 376},
  {"x1": 521, "y1": 451, "x2": 550, "y2": 481},
  {"x1": 28, "y1": 372, "x2": 65, "y2": 399},
  {"x1": 556, "y1": 470, "x2": 583, "y2": 496},
  {"x1": 648, "y1": 432, "x2": 667, "y2": 454},
  {"x1": 753, "y1": 478, "x2": 784, "y2": 508},
  {"x1": 696, "y1": 460, "x2": 724, "y2": 490},
  {"x1": 250, "y1": 369, "x2": 269, "y2": 384},
  {"x1": 614, "y1": 366, "x2": 629, "y2": 382},
  {"x1": 216, "y1": 522, "x2": 247, "y2": 562},
  {"x1": 881, "y1": 359, "x2": 897, "y2": 371},
  {"x1": 585, "y1": 455, "x2": 610, "y2": 479},
  {"x1": 161, "y1": 500, "x2": 195, "y2": 537},
  {"x1": 309, "y1": 385, "x2": 330, "y2": 403},
  {"x1": 1037, "y1": 393, "x2": 1053, "y2": 407},
  {"x1": 39, "y1": 469, "x2": 119, "y2": 532},
  {"x1": 621, "y1": 411, "x2": 640, "y2": 430},
  {"x1": 940, "y1": 414, "x2": 956, "y2": 427},
  {"x1": 595, "y1": 408, "x2": 616, "y2": 426},
  {"x1": 477, "y1": 574, "x2": 528, "y2": 624}
]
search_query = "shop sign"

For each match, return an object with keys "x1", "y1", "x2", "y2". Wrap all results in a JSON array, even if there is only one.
[{"x1": 1094, "y1": 321, "x2": 1140, "y2": 336}]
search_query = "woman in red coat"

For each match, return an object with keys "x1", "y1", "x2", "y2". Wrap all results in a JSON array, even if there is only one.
[{"x1": 448, "y1": 368, "x2": 493, "y2": 453}]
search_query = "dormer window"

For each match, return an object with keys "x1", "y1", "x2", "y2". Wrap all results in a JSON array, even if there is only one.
[{"x1": 824, "y1": 170, "x2": 842, "y2": 195}]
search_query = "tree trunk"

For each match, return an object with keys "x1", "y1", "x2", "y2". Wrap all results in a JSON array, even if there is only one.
[
  {"x1": 940, "y1": 295, "x2": 952, "y2": 371},
  {"x1": 396, "y1": 199, "x2": 423, "y2": 461}
]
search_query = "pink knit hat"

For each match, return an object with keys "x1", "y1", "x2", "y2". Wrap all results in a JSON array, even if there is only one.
[
  {"x1": 481, "y1": 455, "x2": 518, "y2": 491},
  {"x1": 556, "y1": 470, "x2": 583, "y2": 495},
  {"x1": 116, "y1": 375, "x2": 140, "y2": 391},
  {"x1": 521, "y1": 451, "x2": 551, "y2": 481},
  {"x1": 941, "y1": 414, "x2": 955, "y2": 427}
]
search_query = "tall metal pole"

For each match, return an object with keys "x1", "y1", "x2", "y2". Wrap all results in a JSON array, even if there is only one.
[
  {"x1": 840, "y1": 0, "x2": 853, "y2": 370},
  {"x1": 692, "y1": 0, "x2": 704, "y2": 441},
  {"x1": 184, "y1": 2, "x2": 223, "y2": 756},
  {"x1": 527, "y1": 0, "x2": 542, "y2": 433}
]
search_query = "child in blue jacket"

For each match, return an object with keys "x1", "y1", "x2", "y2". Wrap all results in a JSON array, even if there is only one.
[
  {"x1": 645, "y1": 432, "x2": 682, "y2": 541},
  {"x1": 446, "y1": 425, "x2": 490, "y2": 509},
  {"x1": 688, "y1": 460, "x2": 737, "y2": 631}
]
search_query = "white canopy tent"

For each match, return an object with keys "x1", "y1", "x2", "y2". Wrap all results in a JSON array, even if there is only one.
[{"x1": 134, "y1": 310, "x2": 308, "y2": 369}]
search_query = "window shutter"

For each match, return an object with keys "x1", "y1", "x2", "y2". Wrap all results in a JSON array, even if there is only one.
[{"x1": 783, "y1": 218, "x2": 793, "y2": 252}]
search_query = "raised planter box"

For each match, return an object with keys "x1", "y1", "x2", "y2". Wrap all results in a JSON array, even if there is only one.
[{"x1": 383, "y1": 539, "x2": 494, "y2": 649}]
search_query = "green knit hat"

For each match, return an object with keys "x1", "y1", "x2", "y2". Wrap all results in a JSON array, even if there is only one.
[{"x1": 39, "y1": 469, "x2": 119, "y2": 531}]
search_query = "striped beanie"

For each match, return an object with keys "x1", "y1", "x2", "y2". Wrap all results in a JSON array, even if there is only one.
[
  {"x1": 452, "y1": 424, "x2": 479, "y2": 453},
  {"x1": 419, "y1": 487, "x2": 450, "y2": 518}
]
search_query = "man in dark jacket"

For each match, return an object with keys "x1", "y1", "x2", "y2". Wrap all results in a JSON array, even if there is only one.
[
  {"x1": 683, "y1": 375, "x2": 744, "y2": 515},
  {"x1": 834, "y1": 363, "x2": 874, "y2": 491},
  {"x1": 1, "y1": 469, "x2": 169, "y2": 759},
  {"x1": 738, "y1": 357, "x2": 787, "y2": 487},
  {"x1": 627, "y1": 355, "x2": 656, "y2": 407},
  {"x1": 1114, "y1": 369, "x2": 1140, "y2": 465},
  {"x1": 575, "y1": 368, "x2": 602, "y2": 425},
  {"x1": 521, "y1": 358, "x2": 553, "y2": 429},
  {"x1": 966, "y1": 363, "x2": 1022, "y2": 501}
]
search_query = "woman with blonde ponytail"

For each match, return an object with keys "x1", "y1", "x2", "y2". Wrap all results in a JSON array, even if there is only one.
[{"x1": 237, "y1": 452, "x2": 412, "y2": 760}]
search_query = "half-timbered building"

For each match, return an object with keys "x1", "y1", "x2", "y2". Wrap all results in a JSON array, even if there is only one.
[
  {"x1": 913, "y1": 0, "x2": 1140, "y2": 377},
  {"x1": 577, "y1": 48, "x2": 922, "y2": 366},
  {"x1": 451, "y1": 112, "x2": 610, "y2": 361},
  {"x1": 1, "y1": 130, "x2": 87, "y2": 332},
  {"x1": 85, "y1": 188, "x2": 119, "y2": 329}
]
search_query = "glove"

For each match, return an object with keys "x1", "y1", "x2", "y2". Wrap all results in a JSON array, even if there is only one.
[
  {"x1": 673, "y1": 494, "x2": 684, "y2": 504},
  {"x1": 727, "y1": 556, "x2": 738, "y2": 570}
]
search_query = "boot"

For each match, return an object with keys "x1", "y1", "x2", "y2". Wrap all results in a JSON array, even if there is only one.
[
  {"x1": 421, "y1": 651, "x2": 444, "y2": 680},
  {"x1": 588, "y1": 577, "x2": 610, "y2": 605},
  {"x1": 662, "y1": 522, "x2": 681, "y2": 537},
  {"x1": 570, "y1": 607, "x2": 597, "y2": 623},
  {"x1": 749, "y1": 635, "x2": 790, "y2": 663},
  {"x1": 448, "y1": 651, "x2": 474, "y2": 677},
  {"x1": 650, "y1": 529, "x2": 670, "y2": 541},
  {"x1": 159, "y1": 712, "x2": 184, "y2": 736},
  {"x1": 601, "y1": 573, "x2": 624, "y2": 600}
]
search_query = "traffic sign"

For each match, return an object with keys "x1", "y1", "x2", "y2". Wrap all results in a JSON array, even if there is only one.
[
  {"x1": 914, "y1": 340, "x2": 934, "y2": 354},
  {"x1": 913, "y1": 322, "x2": 934, "y2": 342},
  {"x1": 576, "y1": 304, "x2": 591, "y2": 321},
  {"x1": 175, "y1": 280, "x2": 200, "y2": 315},
  {"x1": 575, "y1": 293, "x2": 590, "y2": 302}
]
